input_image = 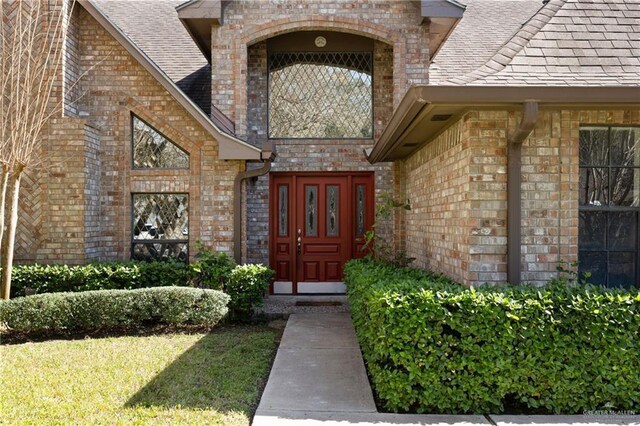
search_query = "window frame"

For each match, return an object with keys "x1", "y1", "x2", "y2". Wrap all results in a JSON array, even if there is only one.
[
  {"x1": 578, "y1": 125, "x2": 640, "y2": 288},
  {"x1": 266, "y1": 51, "x2": 374, "y2": 140},
  {"x1": 130, "y1": 192, "x2": 190, "y2": 263},
  {"x1": 130, "y1": 113, "x2": 190, "y2": 170}
]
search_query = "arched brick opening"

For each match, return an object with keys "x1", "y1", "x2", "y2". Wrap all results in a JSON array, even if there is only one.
[{"x1": 233, "y1": 19, "x2": 404, "y2": 137}]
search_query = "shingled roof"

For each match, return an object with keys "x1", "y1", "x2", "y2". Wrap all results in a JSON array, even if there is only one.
[
  {"x1": 429, "y1": 0, "x2": 543, "y2": 83},
  {"x1": 435, "y1": 0, "x2": 640, "y2": 86},
  {"x1": 92, "y1": 0, "x2": 212, "y2": 115}
]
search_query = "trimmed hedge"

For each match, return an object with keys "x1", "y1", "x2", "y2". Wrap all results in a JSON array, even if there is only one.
[
  {"x1": 10, "y1": 261, "x2": 190, "y2": 297},
  {"x1": 345, "y1": 259, "x2": 640, "y2": 414},
  {"x1": 0, "y1": 287, "x2": 229, "y2": 332}
]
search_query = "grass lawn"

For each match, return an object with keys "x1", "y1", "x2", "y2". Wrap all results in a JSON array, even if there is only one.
[{"x1": 0, "y1": 326, "x2": 279, "y2": 425}]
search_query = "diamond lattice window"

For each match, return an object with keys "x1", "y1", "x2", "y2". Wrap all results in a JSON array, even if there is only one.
[
  {"x1": 268, "y1": 52, "x2": 373, "y2": 139},
  {"x1": 132, "y1": 115, "x2": 189, "y2": 169},
  {"x1": 132, "y1": 193, "x2": 189, "y2": 262}
]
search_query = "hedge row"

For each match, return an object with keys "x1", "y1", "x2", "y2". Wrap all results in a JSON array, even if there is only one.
[
  {"x1": 345, "y1": 259, "x2": 640, "y2": 414},
  {"x1": 10, "y1": 261, "x2": 189, "y2": 297},
  {"x1": 9, "y1": 254, "x2": 274, "y2": 320},
  {"x1": 0, "y1": 287, "x2": 229, "y2": 332}
]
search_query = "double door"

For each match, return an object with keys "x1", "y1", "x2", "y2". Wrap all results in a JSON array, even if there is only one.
[{"x1": 270, "y1": 173, "x2": 374, "y2": 294}]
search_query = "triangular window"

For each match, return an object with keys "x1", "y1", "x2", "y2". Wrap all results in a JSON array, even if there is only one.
[{"x1": 132, "y1": 114, "x2": 189, "y2": 169}]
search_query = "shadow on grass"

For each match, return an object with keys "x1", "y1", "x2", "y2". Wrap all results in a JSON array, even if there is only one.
[
  {"x1": 125, "y1": 327, "x2": 278, "y2": 414},
  {"x1": 0, "y1": 324, "x2": 215, "y2": 346}
]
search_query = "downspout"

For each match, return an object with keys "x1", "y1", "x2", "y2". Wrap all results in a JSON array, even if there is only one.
[
  {"x1": 507, "y1": 101, "x2": 539, "y2": 285},
  {"x1": 234, "y1": 142, "x2": 276, "y2": 263}
]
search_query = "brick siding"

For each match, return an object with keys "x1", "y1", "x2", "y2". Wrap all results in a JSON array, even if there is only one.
[
  {"x1": 402, "y1": 108, "x2": 640, "y2": 286},
  {"x1": 16, "y1": 7, "x2": 241, "y2": 263}
]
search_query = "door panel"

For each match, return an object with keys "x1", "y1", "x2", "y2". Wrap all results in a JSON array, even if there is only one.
[
  {"x1": 351, "y1": 176, "x2": 375, "y2": 260},
  {"x1": 270, "y1": 173, "x2": 374, "y2": 294},
  {"x1": 272, "y1": 178, "x2": 294, "y2": 283},
  {"x1": 296, "y1": 176, "x2": 350, "y2": 285}
]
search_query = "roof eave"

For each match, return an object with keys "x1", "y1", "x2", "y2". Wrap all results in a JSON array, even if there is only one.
[
  {"x1": 421, "y1": 0, "x2": 466, "y2": 20},
  {"x1": 176, "y1": 0, "x2": 221, "y2": 63},
  {"x1": 79, "y1": 0, "x2": 260, "y2": 160},
  {"x1": 178, "y1": 18, "x2": 213, "y2": 63},
  {"x1": 421, "y1": 0, "x2": 466, "y2": 65},
  {"x1": 368, "y1": 85, "x2": 640, "y2": 163}
]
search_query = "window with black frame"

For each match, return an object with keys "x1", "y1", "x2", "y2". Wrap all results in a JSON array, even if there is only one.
[
  {"x1": 132, "y1": 114, "x2": 189, "y2": 169},
  {"x1": 132, "y1": 193, "x2": 189, "y2": 262},
  {"x1": 579, "y1": 126, "x2": 640, "y2": 288},
  {"x1": 268, "y1": 52, "x2": 373, "y2": 139}
]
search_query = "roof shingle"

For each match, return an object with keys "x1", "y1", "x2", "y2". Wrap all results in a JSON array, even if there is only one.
[
  {"x1": 429, "y1": 0, "x2": 542, "y2": 84},
  {"x1": 437, "y1": 0, "x2": 640, "y2": 86},
  {"x1": 92, "y1": 0, "x2": 212, "y2": 114}
]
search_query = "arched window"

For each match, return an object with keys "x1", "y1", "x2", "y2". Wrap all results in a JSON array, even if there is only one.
[{"x1": 268, "y1": 51, "x2": 373, "y2": 139}]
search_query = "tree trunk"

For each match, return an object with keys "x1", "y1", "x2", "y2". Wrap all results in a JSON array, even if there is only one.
[
  {"x1": 1, "y1": 166, "x2": 23, "y2": 300},
  {"x1": 0, "y1": 165, "x2": 9, "y2": 263}
]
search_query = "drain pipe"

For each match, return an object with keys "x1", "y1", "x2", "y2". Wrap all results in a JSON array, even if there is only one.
[
  {"x1": 507, "y1": 101, "x2": 539, "y2": 285},
  {"x1": 233, "y1": 142, "x2": 276, "y2": 263}
]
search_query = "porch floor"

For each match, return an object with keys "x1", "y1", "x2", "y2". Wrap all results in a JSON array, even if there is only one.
[{"x1": 256, "y1": 295, "x2": 350, "y2": 317}]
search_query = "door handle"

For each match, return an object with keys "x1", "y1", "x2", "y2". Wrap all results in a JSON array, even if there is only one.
[{"x1": 297, "y1": 229, "x2": 302, "y2": 256}]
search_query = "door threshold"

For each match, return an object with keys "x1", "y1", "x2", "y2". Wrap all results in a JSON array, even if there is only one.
[
  {"x1": 265, "y1": 294, "x2": 348, "y2": 303},
  {"x1": 272, "y1": 281, "x2": 346, "y2": 295}
]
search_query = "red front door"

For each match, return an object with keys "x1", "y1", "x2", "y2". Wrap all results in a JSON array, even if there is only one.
[{"x1": 270, "y1": 173, "x2": 374, "y2": 294}]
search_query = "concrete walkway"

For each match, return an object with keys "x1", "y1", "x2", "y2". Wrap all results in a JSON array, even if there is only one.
[
  {"x1": 253, "y1": 313, "x2": 640, "y2": 426},
  {"x1": 253, "y1": 313, "x2": 489, "y2": 425}
]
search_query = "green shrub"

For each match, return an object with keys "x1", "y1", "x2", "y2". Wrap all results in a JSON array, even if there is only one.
[
  {"x1": 189, "y1": 242, "x2": 236, "y2": 289},
  {"x1": 225, "y1": 264, "x2": 274, "y2": 320},
  {"x1": 0, "y1": 287, "x2": 229, "y2": 332},
  {"x1": 10, "y1": 261, "x2": 190, "y2": 297},
  {"x1": 345, "y1": 259, "x2": 640, "y2": 414}
]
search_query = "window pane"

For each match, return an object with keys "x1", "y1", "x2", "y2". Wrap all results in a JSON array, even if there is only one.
[
  {"x1": 132, "y1": 242, "x2": 188, "y2": 262},
  {"x1": 579, "y1": 128, "x2": 609, "y2": 166},
  {"x1": 579, "y1": 211, "x2": 606, "y2": 251},
  {"x1": 305, "y1": 186, "x2": 318, "y2": 237},
  {"x1": 611, "y1": 127, "x2": 640, "y2": 167},
  {"x1": 133, "y1": 116, "x2": 189, "y2": 168},
  {"x1": 133, "y1": 194, "x2": 189, "y2": 241},
  {"x1": 326, "y1": 185, "x2": 339, "y2": 237},
  {"x1": 269, "y1": 52, "x2": 372, "y2": 139},
  {"x1": 610, "y1": 168, "x2": 639, "y2": 206},
  {"x1": 579, "y1": 168, "x2": 608, "y2": 206},
  {"x1": 356, "y1": 184, "x2": 366, "y2": 236},
  {"x1": 579, "y1": 251, "x2": 607, "y2": 286},
  {"x1": 579, "y1": 126, "x2": 640, "y2": 288},
  {"x1": 278, "y1": 185, "x2": 288, "y2": 237},
  {"x1": 608, "y1": 212, "x2": 637, "y2": 251},
  {"x1": 608, "y1": 252, "x2": 635, "y2": 289}
]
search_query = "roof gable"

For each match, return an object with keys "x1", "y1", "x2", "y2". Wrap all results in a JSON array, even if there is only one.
[{"x1": 79, "y1": 0, "x2": 261, "y2": 160}]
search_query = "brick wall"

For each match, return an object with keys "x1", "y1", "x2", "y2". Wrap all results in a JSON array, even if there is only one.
[
  {"x1": 62, "y1": 1, "x2": 80, "y2": 117},
  {"x1": 16, "y1": 7, "x2": 242, "y2": 263},
  {"x1": 211, "y1": 0, "x2": 430, "y2": 136},
  {"x1": 403, "y1": 118, "x2": 471, "y2": 284},
  {"x1": 402, "y1": 108, "x2": 640, "y2": 286},
  {"x1": 83, "y1": 124, "x2": 102, "y2": 260},
  {"x1": 466, "y1": 111, "x2": 509, "y2": 284},
  {"x1": 39, "y1": 118, "x2": 90, "y2": 263}
]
